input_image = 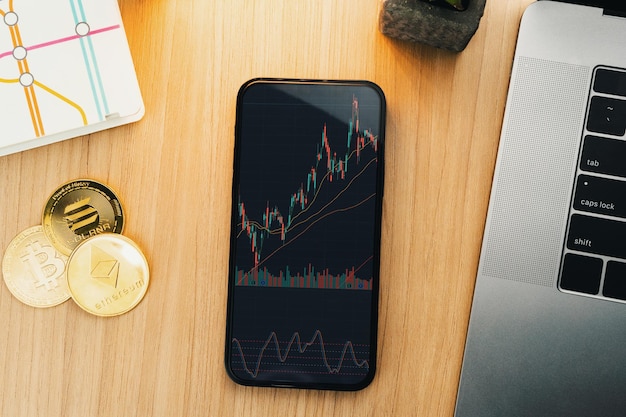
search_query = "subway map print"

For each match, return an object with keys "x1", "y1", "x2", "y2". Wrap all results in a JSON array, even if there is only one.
[{"x1": 0, "y1": 0, "x2": 143, "y2": 155}]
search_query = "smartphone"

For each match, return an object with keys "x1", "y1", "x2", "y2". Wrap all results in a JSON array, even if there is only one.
[{"x1": 225, "y1": 79, "x2": 385, "y2": 390}]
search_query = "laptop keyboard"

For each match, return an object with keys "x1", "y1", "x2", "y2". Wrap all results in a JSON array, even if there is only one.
[{"x1": 560, "y1": 66, "x2": 626, "y2": 302}]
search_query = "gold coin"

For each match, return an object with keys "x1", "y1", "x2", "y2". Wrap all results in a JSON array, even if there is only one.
[
  {"x1": 2, "y1": 226, "x2": 71, "y2": 308},
  {"x1": 66, "y1": 233, "x2": 149, "y2": 317},
  {"x1": 42, "y1": 179, "x2": 124, "y2": 256}
]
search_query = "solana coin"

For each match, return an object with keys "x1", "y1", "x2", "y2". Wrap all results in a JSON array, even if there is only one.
[{"x1": 42, "y1": 179, "x2": 124, "y2": 256}]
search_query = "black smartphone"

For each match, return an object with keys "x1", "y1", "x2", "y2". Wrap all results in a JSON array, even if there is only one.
[{"x1": 225, "y1": 79, "x2": 385, "y2": 390}]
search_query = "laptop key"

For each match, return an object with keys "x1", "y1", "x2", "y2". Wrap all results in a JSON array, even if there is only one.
[
  {"x1": 593, "y1": 68, "x2": 626, "y2": 97},
  {"x1": 567, "y1": 214, "x2": 626, "y2": 258},
  {"x1": 580, "y1": 135, "x2": 626, "y2": 177},
  {"x1": 573, "y1": 175, "x2": 626, "y2": 218},
  {"x1": 586, "y1": 96, "x2": 626, "y2": 136},
  {"x1": 604, "y1": 261, "x2": 626, "y2": 300},
  {"x1": 560, "y1": 253, "x2": 602, "y2": 295}
]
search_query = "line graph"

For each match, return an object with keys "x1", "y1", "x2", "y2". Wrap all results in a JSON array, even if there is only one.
[
  {"x1": 230, "y1": 329, "x2": 370, "y2": 379},
  {"x1": 236, "y1": 95, "x2": 380, "y2": 285}
]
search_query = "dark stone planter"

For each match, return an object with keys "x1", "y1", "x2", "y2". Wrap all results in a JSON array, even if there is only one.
[{"x1": 379, "y1": 0, "x2": 487, "y2": 52}]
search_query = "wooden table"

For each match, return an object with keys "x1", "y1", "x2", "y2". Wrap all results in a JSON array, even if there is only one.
[{"x1": 0, "y1": 0, "x2": 534, "y2": 415}]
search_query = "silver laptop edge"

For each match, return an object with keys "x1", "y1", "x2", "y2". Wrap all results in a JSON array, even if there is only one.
[{"x1": 455, "y1": 2, "x2": 626, "y2": 416}]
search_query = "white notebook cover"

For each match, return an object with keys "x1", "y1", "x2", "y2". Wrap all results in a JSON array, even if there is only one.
[{"x1": 0, "y1": 0, "x2": 144, "y2": 156}]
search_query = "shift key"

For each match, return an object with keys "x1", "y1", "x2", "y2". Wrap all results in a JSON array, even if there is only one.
[
  {"x1": 574, "y1": 175, "x2": 626, "y2": 219},
  {"x1": 567, "y1": 214, "x2": 626, "y2": 258}
]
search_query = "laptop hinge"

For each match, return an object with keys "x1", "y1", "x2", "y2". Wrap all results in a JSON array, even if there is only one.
[
  {"x1": 544, "y1": 0, "x2": 626, "y2": 15},
  {"x1": 603, "y1": 9, "x2": 626, "y2": 18}
]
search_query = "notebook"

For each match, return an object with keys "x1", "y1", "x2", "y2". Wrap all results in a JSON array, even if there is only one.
[
  {"x1": 454, "y1": 1, "x2": 626, "y2": 416},
  {"x1": 0, "y1": 0, "x2": 143, "y2": 157}
]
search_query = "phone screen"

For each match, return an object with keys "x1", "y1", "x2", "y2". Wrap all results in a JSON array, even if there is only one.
[{"x1": 226, "y1": 79, "x2": 385, "y2": 390}]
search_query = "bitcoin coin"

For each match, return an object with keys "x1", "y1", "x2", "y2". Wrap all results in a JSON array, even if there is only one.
[
  {"x1": 42, "y1": 179, "x2": 124, "y2": 256},
  {"x1": 2, "y1": 226, "x2": 71, "y2": 308},
  {"x1": 66, "y1": 233, "x2": 149, "y2": 317}
]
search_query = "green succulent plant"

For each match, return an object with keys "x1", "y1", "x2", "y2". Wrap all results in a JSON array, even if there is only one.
[
  {"x1": 423, "y1": 0, "x2": 467, "y2": 11},
  {"x1": 446, "y1": 0, "x2": 466, "y2": 10}
]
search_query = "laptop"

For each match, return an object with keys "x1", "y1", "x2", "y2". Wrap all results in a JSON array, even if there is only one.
[{"x1": 454, "y1": 1, "x2": 626, "y2": 416}]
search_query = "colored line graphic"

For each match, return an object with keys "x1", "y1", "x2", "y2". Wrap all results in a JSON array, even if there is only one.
[
  {"x1": 236, "y1": 96, "x2": 379, "y2": 284},
  {"x1": 69, "y1": 0, "x2": 110, "y2": 119},
  {"x1": 231, "y1": 330, "x2": 370, "y2": 378},
  {"x1": 0, "y1": 0, "x2": 122, "y2": 138}
]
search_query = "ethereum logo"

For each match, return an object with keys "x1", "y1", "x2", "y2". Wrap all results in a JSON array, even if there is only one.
[{"x1": 90, "y1": 245, "x2": 120, "y2": 288}]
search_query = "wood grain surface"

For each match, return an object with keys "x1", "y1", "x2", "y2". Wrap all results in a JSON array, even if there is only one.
[{"x1": 0, "y1": 0, "x2": 534, "y2": 416}]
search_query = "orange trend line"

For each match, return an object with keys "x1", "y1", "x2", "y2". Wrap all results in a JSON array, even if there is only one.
[
  {"x1": 237, "y1": 140, "x2": 378, "y2": 239},
  {"x1": 239, "y1": 156, "x2": 377, "y2": 240},
  {"x1": 279, "y1": 137, "x2": 378, "y2": 231},
  {"x1": 249, "y1": 193, "x2": 377, "y2": 273},
  {"x1": 289, "y1": 157, "x2": 377, "y2": 231}
]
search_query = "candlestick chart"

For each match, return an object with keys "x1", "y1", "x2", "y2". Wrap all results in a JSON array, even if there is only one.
[
  {"x1": 235, "y1": 94, "x2": 380, "y2": 289},
  {"x1": 228, "y1": 81, "x2": 383, "y2": 387}
]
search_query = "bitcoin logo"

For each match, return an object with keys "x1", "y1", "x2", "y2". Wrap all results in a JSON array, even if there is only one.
[
  {"x1": 21, "y1": 239, "x2": 66, "y2": 291},
  {"x1": 2, "y1": 226, "x2": 70, "y2": 308}
]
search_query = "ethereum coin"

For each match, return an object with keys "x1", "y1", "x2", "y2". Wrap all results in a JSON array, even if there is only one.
[
  {"x1": 42, "y1": 179, "x2": 124, "y2": 256},
  {"x1": 66, "y1": 233, "x2": 149, "y2": 317},
  {"x1": 2, "y1": 226, "x2": 71, "y2": 308}
]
